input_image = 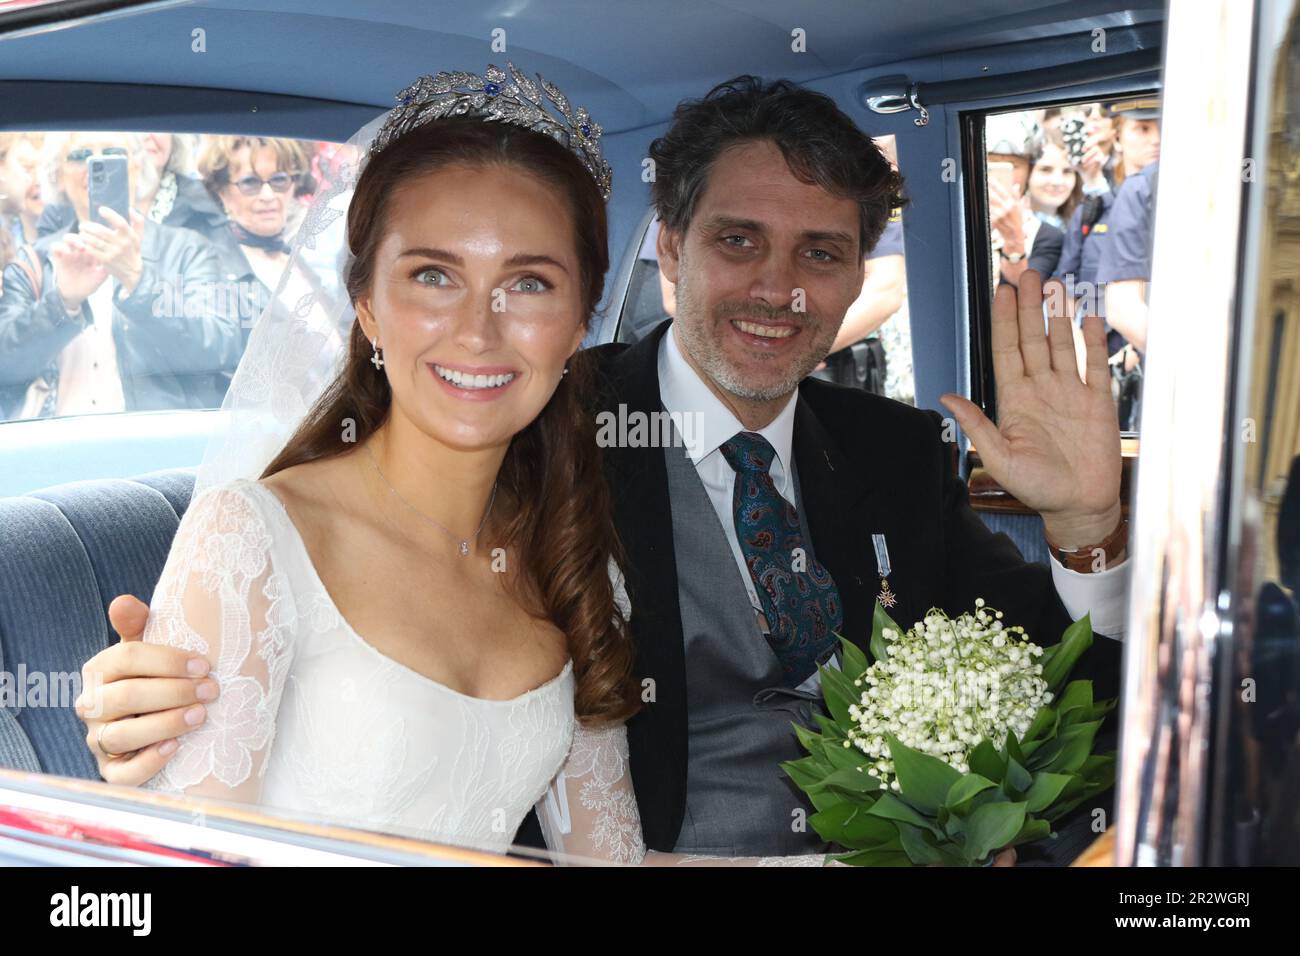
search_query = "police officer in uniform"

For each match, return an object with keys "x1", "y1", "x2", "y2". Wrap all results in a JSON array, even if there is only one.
[
  {"x1": 1096, "y1": 97, "x2": 1160, "y2": 431},
  {"x1": 1052, "y1": 142, "x2": 1118, "y2": 347},
  {"x1": 1053, "y1": 98, "x2": 1159, "y2": 360},
  {"x1": 814, "y1": 206, "x2": 904, "y2": 394}
]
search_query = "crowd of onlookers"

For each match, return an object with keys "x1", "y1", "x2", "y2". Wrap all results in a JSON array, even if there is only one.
[
  {"x1": 987, "y1": 98, "x2": 1161, "y2": 430},
  {"x1": 0, "y1": 103, "x2": 1160, "y2": 428},
  {"x1": 0, "y1": 131, "x2": 354, "y2": 421}
]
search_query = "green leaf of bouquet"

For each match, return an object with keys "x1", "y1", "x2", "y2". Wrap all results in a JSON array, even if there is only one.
[
  {"x1": 808, "y1": 787, "x2": 849, "y2": 814},
  {"x1": 870, "y1": 599, "x2": 904, "y2": 663},
  {"x1": 968, "y1": 739, "x2": 1006, "y2": 783},
  {"x1": 1032, "y1": 717, "x2": 1092, "y2": 768},
  {"x1": 1087, "y1": 698, "x2": 1118, "y2": 721},
  {"x1": 819, "y1": 662, "x2": 861, "y2": 727},
  {"x1": 866, "y1": 791, "x2": 944, "y2": 838},
  {"x1": 1042, "y1": 720, "x2": 1102, "y2": 774},
  {"x1": 814, "y1": 713, "x2": 845, "y2": 739},
  {"x1": 807, "y1": 802, "x2": 860, "y2": 844},
  {"x1": 1050, "y1": 686, "x2": 1102, "y2": 733},
  {"x1": 1007, "y1": 816, "x2": 1053, "y2": 848},
  {"x1": 1080, "y1": 753, "x2": 1117, "y2": 789},
  {"x1": 809, "y1": 801, "x2": 897, "y2": 849},
  {"x1": 1058, "y1": 680, "x2": 1094, "y2": 717},
  {"x1": 838, "y1": 633, "x2": 870, "y2": 680},
  {"x1": 1024, "y1": 719, "x2": 1063, "y2": 770},
  {"x1": 1055, "y1": 769, "x2": 1087, "y2": 800},
  {"x1": 1022, "y1": 704, "x2": 1059, "y2": 745},
  {"x1": 937, "y1": 846, "x2": 970, "y2": 867},
  {"x1": 1043, "y1": 789, "x2": 1108, "y2": 823},
  {"x1": 834, "y1": 847, "x2": 916, "y2": 867},
  {"x1": 963, "y1": 801, "x2": 1028, "y2": 864},
  {"x1": 824, "y1": 738, "x2": 871, "y2": 771},
  {"x1": 895, "y1": 820, "x2": 950, "y2": 866},
  {"x1": 1004, "y1": 728, "x2": 1027, "y2": 767},
  {"x1": 792, "y1": 722, "x2": 824, "y2": 756},
  {"x1": 1004, "y1": 756, "x2": 1033, "y2": 797},
  {"x1": 944, "y1": 809, "x2": 966, "y2": 841},
  {"x1": 886, "y1": 734, "x2": 962, "y2": 815},
  {"x1": 1024, "y1": 772, "x2": 1074, "y2": 812},
  {"x1": 1020, "y1": 738, "x2": 1047, "y2": 761},
  {"x1": 945, "y1": 774, "x2": 997, "y2": 816},
  {"x1": 853, "y1": 830, "x2": 907, "y2": 856},
  {"x1": 807, "y1": 733, "x2": 839, "y2": 767},
  {"x1": 820, "y1": 766, "x2": 886, "y2": 796},
  {"x1": 781, "y1": 755, "x2": 829, "y2": 791},
  {"x1": 1041, "y1": 613, "x2": 1094, "y2": 692}
]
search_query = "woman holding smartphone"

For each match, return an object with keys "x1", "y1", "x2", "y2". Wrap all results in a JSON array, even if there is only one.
[{"x1": 0, "y1": 131, "x2": 240, "y2": 419}]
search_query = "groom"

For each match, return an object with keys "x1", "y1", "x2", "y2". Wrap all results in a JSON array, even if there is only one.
[
  {"x1": 80, "y1": 76, "x2": 1128, "y2": 860},
  {"x1": 581, "y1": 77, "x2": 1128, "y2": 858}
]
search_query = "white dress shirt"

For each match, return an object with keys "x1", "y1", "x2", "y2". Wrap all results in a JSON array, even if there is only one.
[
  {"x1": 656, "y1": 324, "x2": 1128, "y2": 658},
  {"x1": 55, "y1": 281, "x2": 125, "y2": 416}
]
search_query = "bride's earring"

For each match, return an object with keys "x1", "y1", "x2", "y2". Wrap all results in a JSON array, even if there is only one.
[
  {"x1": 370, "y1": 337, "x2": 384, "y2": 370},
  {"x1": 562, "y1": 366, "x2": 569, "y2": 377}
]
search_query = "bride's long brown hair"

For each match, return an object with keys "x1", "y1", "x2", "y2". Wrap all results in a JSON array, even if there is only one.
[{"x1": 260, "y1": 117, "x2": 640, "y2": 724}]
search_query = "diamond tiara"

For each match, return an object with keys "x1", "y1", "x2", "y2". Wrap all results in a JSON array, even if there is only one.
[{"x1": 370, "y1": 61, "x2": 613, "y2": 200}]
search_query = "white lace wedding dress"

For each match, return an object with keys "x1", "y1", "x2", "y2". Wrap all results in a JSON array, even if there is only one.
[{"x1": 141, "y1": 478, "x2": 824, "y2": 866}]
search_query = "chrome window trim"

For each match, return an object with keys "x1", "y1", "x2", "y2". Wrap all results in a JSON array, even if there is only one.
[
  {"x1": 1115, "y1": 0, "x2": 1260, "y2": 866},
  {"x1": 1205, "y1": 0, "x2": 1300, "y2": 866}
]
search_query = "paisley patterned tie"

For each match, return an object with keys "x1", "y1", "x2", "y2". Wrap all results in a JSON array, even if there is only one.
[{"x1": 719, "y1": 431, "x2": 843, "y2": 687}]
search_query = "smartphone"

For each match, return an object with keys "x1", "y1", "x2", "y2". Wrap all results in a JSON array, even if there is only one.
[
  {"x1": 88, "y1": 155, "x2": 130, "y2": 227},
  {"x1": 987, "y1": 160, "x2": 1017, "y2": 196},
  {"x1": 1062, "y1": 117, "x2": 1087, "y2": 165}
]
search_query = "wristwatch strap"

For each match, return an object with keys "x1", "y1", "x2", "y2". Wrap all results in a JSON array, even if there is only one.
[{"x1": 1046, "y1": 516, "x2": 1128, "y2": 572}]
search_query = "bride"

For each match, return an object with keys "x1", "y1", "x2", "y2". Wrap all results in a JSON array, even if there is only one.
[{"x1": 101, "y1": 64, "x2": 830, "y2": 866}]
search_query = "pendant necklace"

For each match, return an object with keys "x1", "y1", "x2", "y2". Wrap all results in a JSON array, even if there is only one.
[{"x1": 363, "y1": 441, "x2": 496, "y2": 556}]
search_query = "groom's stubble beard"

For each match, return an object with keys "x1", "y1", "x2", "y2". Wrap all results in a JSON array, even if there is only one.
[{"x1": 672, "y1": 245, "x2": 836, "y2": 404}]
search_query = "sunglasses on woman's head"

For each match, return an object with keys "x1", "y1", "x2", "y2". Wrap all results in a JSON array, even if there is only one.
[
  {"x1": 66, "y1": 147, "x2": 129, "y2": 163},
  {"x1": 232, "y1": 172, "x2": 297, "y2": 196}
]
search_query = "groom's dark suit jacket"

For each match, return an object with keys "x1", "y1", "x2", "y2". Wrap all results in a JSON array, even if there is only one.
[{"x1": 518, "y1": 318, "x2": 1122, "y2": 854}]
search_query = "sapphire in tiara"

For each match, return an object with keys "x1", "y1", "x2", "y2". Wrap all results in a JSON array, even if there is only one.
[{"x1": 484, "y1": 82, "x2": 501, "y2": 96}]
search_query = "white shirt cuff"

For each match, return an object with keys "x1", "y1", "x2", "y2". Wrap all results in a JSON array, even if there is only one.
[{"x1": 1049, "y1": 554, "x2": 1130, "y2": 640}]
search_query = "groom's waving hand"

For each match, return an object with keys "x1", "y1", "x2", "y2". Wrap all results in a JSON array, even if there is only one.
[{"x1": 940, "y1": 270, "x2": 1126, "y2": 566}]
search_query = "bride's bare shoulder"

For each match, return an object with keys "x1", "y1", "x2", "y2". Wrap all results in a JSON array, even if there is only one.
[{"x1": 257, "y1": 453, "x2": 362, "y2": 530}]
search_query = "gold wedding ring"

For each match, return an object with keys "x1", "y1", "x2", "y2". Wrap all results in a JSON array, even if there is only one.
[{"x1": 97, "y1": 722, "x2": 131, "y2": 759}]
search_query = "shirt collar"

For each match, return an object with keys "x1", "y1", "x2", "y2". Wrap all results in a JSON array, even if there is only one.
[{"x1": 657, "y1": 322, "x2": 800, "y2": 493}]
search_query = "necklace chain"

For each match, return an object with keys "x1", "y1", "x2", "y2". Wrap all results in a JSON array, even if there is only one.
[{"x1": 362, "y1": 441, "x2": 497, "y2": 557}]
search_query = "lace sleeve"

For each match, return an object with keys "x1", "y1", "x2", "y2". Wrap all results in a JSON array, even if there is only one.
[
  {"x1": 536, "y1": 720, "x2": 647, "y2": 864},
  {"x1": 140, "y1": 482, "x2": 296, "y2": 805},
  {"x1": 534, "y1": 559, "x2": 831, "y2": 867}
]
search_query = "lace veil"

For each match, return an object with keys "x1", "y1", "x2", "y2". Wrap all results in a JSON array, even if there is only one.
[{"x1": 193, "y1": 111, "x2": 385, "y2": 497}]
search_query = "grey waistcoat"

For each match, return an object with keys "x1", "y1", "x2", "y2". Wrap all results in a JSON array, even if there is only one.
[{"x1": 661, "y1": 440, "x2": 829, "y2": 856}]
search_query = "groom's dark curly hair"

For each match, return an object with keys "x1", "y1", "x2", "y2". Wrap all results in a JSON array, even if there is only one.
[{"x1": 649, "y1": 75, "x2": 906, "y2": 256}]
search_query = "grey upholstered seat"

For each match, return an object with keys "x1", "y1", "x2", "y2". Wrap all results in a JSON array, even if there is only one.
[{"x1": 0, "y1": 468, "x2": 196, "y2": 779}]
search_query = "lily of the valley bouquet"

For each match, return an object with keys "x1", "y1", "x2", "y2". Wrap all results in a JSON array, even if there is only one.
[{"x1": 782, "y1": 600, "x2": 1116, "y2": 866}]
